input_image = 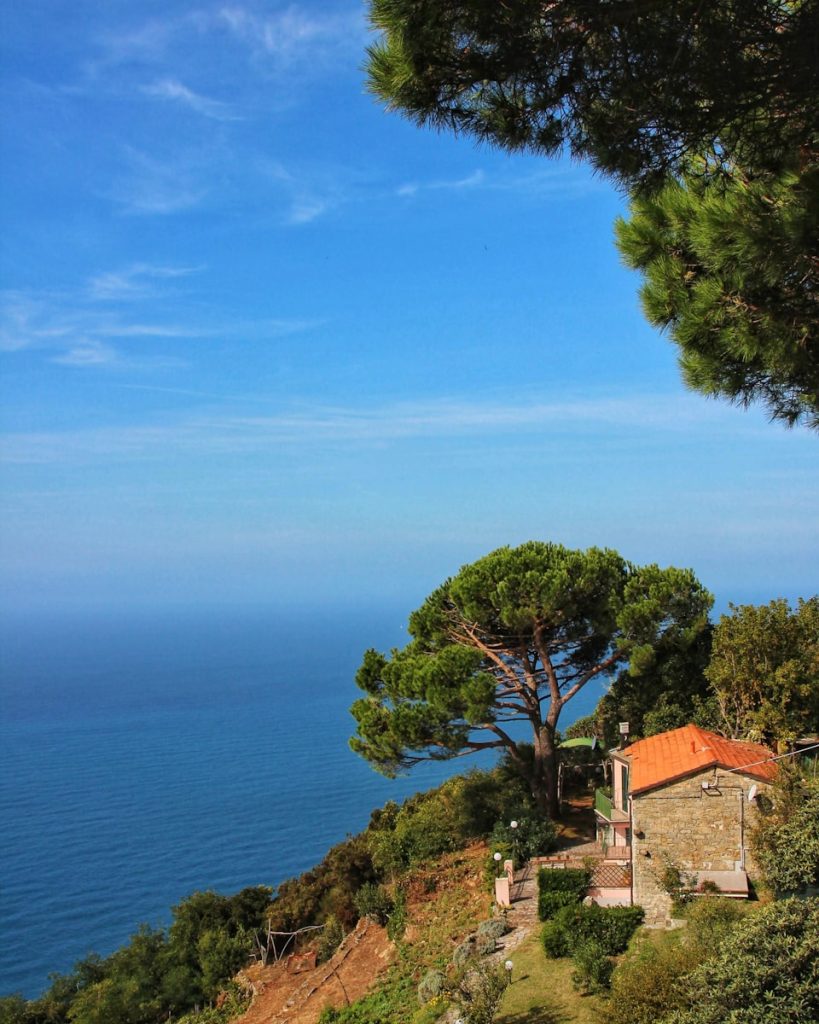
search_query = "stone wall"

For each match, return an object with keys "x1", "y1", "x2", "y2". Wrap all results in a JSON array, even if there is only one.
[{"x1": 631, "y1": 769, "x2": 770, "y2": 924}]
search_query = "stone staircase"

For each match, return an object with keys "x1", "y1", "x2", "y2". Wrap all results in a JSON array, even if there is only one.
[{"x1": 491, "y1": 860, "x2": 540, "y2": 958}]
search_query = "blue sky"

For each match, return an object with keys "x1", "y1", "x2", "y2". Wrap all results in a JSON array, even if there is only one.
[{"x1": 1, "y1": 0, "x2": 817, "y2": 616}]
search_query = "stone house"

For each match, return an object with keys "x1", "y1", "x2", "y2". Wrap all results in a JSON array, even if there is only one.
[{"x1": 594, "y1": 724, "x2": 778, "y2": 923}]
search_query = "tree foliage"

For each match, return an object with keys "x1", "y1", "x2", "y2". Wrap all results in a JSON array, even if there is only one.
[
  {"x1": 366, "y1": 0, "x2": 818, "y2": 189},
  {"x1": 664, "y1": 898, "x2": 819, "y2": 1024},
  {"x1": 365, "y1": 1, "x2": 819, "y2": 427},
  {"x1": 751, "y1": 767, "x2": 819, "y2": 894},
  {"x1": 351, "y1": 541, "x2": 711, "y2": 815},
  {"x1": 705, "y1": 597, "x2": 819, "y2": 747},
  {"x1": 608, "y1": 898, "x2": 748, "y2": 1024},
  {"x1": 7, "y1": 888, "x2": 272, "y2": 1024},
  {"x1": 593, "y1": 626, "x2": 713, "y2": 744},
  {"x1": 616, "y1": 163, "x2": 819, "y2": 428}
]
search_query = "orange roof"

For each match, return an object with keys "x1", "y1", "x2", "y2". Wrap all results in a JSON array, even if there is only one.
[{"x1": 617, "y1": 725, "x2": 777, "y2": 794}]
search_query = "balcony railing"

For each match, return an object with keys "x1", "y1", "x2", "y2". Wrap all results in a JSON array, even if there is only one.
[{"x1": 594, "y1": 788, "x2": 614, "y2": 820}]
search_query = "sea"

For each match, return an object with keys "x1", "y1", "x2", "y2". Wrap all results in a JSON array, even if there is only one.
[{"x1": 0, "y1": 604, "x2": 604, "y2": 998}]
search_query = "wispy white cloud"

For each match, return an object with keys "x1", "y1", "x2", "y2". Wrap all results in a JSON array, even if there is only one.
[
  {"x1": 396, "y1": 166, "x2": 603, "y2": 202},
  {"x1": 109, "y1": 146, "x2": 208, "y2": 215},
  {"x1": 91, "y1": 18, "x2": 177, "y2": 70},
  {"x1": 1, "y1": 393, "x2": 791, "y2": 465},
  {"x1": 88, "y1": 263, "x2": 203, "y2": 301},
  {"x1": 141, "y1": 77, "x2": 241, "y2": 121},
  {"x1": 218, "y1": 4, "x2": 366, "y2": 71},
  {"x1": 261, "y1": 159, "x2": 348, "y2": 225},
  {"x1": 0, "y1": 274, "x2": 321, "y2": 368},
  {"x1": 397, "y1": 170, "x2": 485, "y2": 197},
  {"x1": 52, "y1": 340, "x2": 119, "y2": 367}
]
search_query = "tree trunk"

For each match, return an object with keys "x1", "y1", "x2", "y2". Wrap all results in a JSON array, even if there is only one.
[{"x1": 533, "y1": 727, "x2": 560, "y2": 819}]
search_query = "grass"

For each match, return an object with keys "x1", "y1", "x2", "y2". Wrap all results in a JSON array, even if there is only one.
[{"x1": 495, "y1": 930, "x2": 604, "y2": 1024}]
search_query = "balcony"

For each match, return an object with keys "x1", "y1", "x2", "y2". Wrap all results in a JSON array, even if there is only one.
[
  {"x1": 594, "y1": 787, "x2": 613, "y2": 819},
  {"x1": 594, "y1": 788, "x2": 629, "y2": 822}
]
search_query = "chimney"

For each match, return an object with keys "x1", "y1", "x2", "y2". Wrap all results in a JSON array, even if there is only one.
[{"x1": 618, "y1": 722, "x2": 630, "y2": 750}]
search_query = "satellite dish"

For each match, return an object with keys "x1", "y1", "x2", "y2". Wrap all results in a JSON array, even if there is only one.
[{"x1": 748, "y1": 784, "x2": 758, "y2": 802}]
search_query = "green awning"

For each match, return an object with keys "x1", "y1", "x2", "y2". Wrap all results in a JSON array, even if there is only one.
[{"x1": 559, "y1": 737, "x2": 597, "y2": 749}]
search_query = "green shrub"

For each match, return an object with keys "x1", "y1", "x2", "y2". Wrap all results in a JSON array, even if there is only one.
[
  {"x1": 670, "y1": 898, "x2": 819, "y2": 1024},
  {"x1": 751, "y1": 772, "x2": 819, "y2": 895},
  {"x1": 571, "y1": 939, "x2": 614, "y2": 993},
  {"x1": 410, "y1": 996, "x2": 449, "y2": 1024},
  {"x1": 537, "y1": 890, "x2": 581, "y2": 921},
  {"x1": 488, "y1": 817, "x2": 556, "y2": 868},
  {"x1": 366, "y1": 767, "x2": 547, "y2": 878},
  {"x1": 542, "y1": 919, "x2": 571, "y2": 959},
  {"x1": 270, "y1": 834, "x2": 376, "y2": 932},
  {"x1": 542, "y1": 903, "x2": 644, "y2": 958},
  {"x1": 450, "y1": 963, "x2": 508, "y2": 1024},
  {"x1": 476, "y1": 917, "x2": 507, "y2": 941},
  {"x1": 453, "y1": 937, "x2": 476, "y2": 965},
  {"x1": 608, "y1": 930, "x2": 695, "y2": 1024},
  {"x1": 658, "y1": 860, "x2": 695, "y2": 914},
  {"x1": 593, "y1": 905, "x2": 645, "y2": 954},
  {"x1": 537, "y1": 867, "x2": 591, "y2": 896},
  {"x1": 386, "y1": 887, "x2": 407, "y2": 941},
  {"x1": 417, "y1": 970, "x2": 446, "y2": 1004},
  {"x1": 536, "y1": 867, "x2": 591, "y2": 920},
  {"x1": 353, "y1": 883, "x2": 393, "y2": 926},
  {"x1": 317, "y1": 916, "x2": 344, "y2": 964},
  {"x1": 609, "y1": 897, "x2": 747, "y2": 1024},
  {"x1": 318, "y1": 978, "x2": 418, "y2": 1024}
]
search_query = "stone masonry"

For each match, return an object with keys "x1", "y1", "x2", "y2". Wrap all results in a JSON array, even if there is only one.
[{"x1": 631, "y1": 768, "x2": 770, "y2": 923}]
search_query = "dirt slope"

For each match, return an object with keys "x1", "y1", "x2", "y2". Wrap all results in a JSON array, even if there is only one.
[{"x1": 233, "y1": 918, "x2": 394, "y2": 1024}]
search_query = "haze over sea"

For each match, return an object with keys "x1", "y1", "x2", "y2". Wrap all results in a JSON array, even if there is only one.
[{"x1": 0, "y1": 603, "x2": 603, "y2": 999}]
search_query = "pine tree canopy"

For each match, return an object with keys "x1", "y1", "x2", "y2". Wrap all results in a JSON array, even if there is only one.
[
  {"x1": 615, "y1": 162, "x2": 819, "y2": 428},
  {"x1": 366, "y1": 0, "x2": 819, "y2": 189},
  {"x1": 366, "y1": 0, "x2": 819, "y2": 429},
  {"x1": 349, "y1": 541, "x2": 712, "y2": 815}
]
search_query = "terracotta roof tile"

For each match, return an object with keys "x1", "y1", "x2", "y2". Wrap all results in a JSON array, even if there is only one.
[{"x1": 619, "y1": 725, "x2": 777, "y2": 794}]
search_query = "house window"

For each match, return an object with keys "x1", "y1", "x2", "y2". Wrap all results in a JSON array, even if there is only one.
[{"x1": 621, "y1": 764, "x2": 629, "y2": 804}]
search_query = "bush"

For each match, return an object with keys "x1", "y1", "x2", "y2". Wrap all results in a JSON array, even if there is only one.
[
  {"x1": 538, "y1": 890, "x2": 581, "y2": 921},
  {"x1": 609, "y1": 931, "x2": 696, "y2": 1024},
  {"x1": 608, "y1": 898, "x2": 746, "y2": 1024},
  {"x1": 450, "y1": 963, "x2": 508, "y2": 1024},
  {"x1": 751, "y1": 771, "x2": 819, "y2": 895},
  {"x1": 537, "y1": 867, "x2": 591, "y2": 920},
  {"x1": 316, "y1": 916, "x2": 344, "y2": 964},
  {"x1": 318, "y1": 984, "x2": 412, "y2": 1024},
  {"x1": 353, "y1": 883, "x2": 393, "y2": 926},
  {"x1": 542, "y1": 903, "x2": 644, "y2": 958},
  {"x1": 417, "y1": 970, "x2": 446, "y2": 1004},
  {"x1": 476, "y1": 918, "x2": 507, "y2": 941},
  {"x1": 542, "y1": 919, "x2": 571, "y2": 959},
  {"x1": 386, "y1": 886, "x2": 407, "y2": 941},
  {"x1": 657, "y1": 859, "x2": 695, "y2": 913},
  {"x1": 670, "y1": 898, "x2": 819, "y2": 1024},
  {"x1": 411, "y1": 996, "x2": 449, "y2": 1024},
  {"x1": 474, "y1": 932, "x2": 497, "y2": 956},
  {"x1": 593, "y1": 905, "x2": 645, "y2": 954},
  {"x1": 489, "y1": 817, "x2": 557, "y2": 868},
  {"x1": 571, "y1": 939, "x2": 613, "y2": 993},
  {"x1": 453, "y1": 937, "x2": 476, "y2": 966},
  {"x1": 270, "y1": 834, "x2": 376, "y2": 932}
]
